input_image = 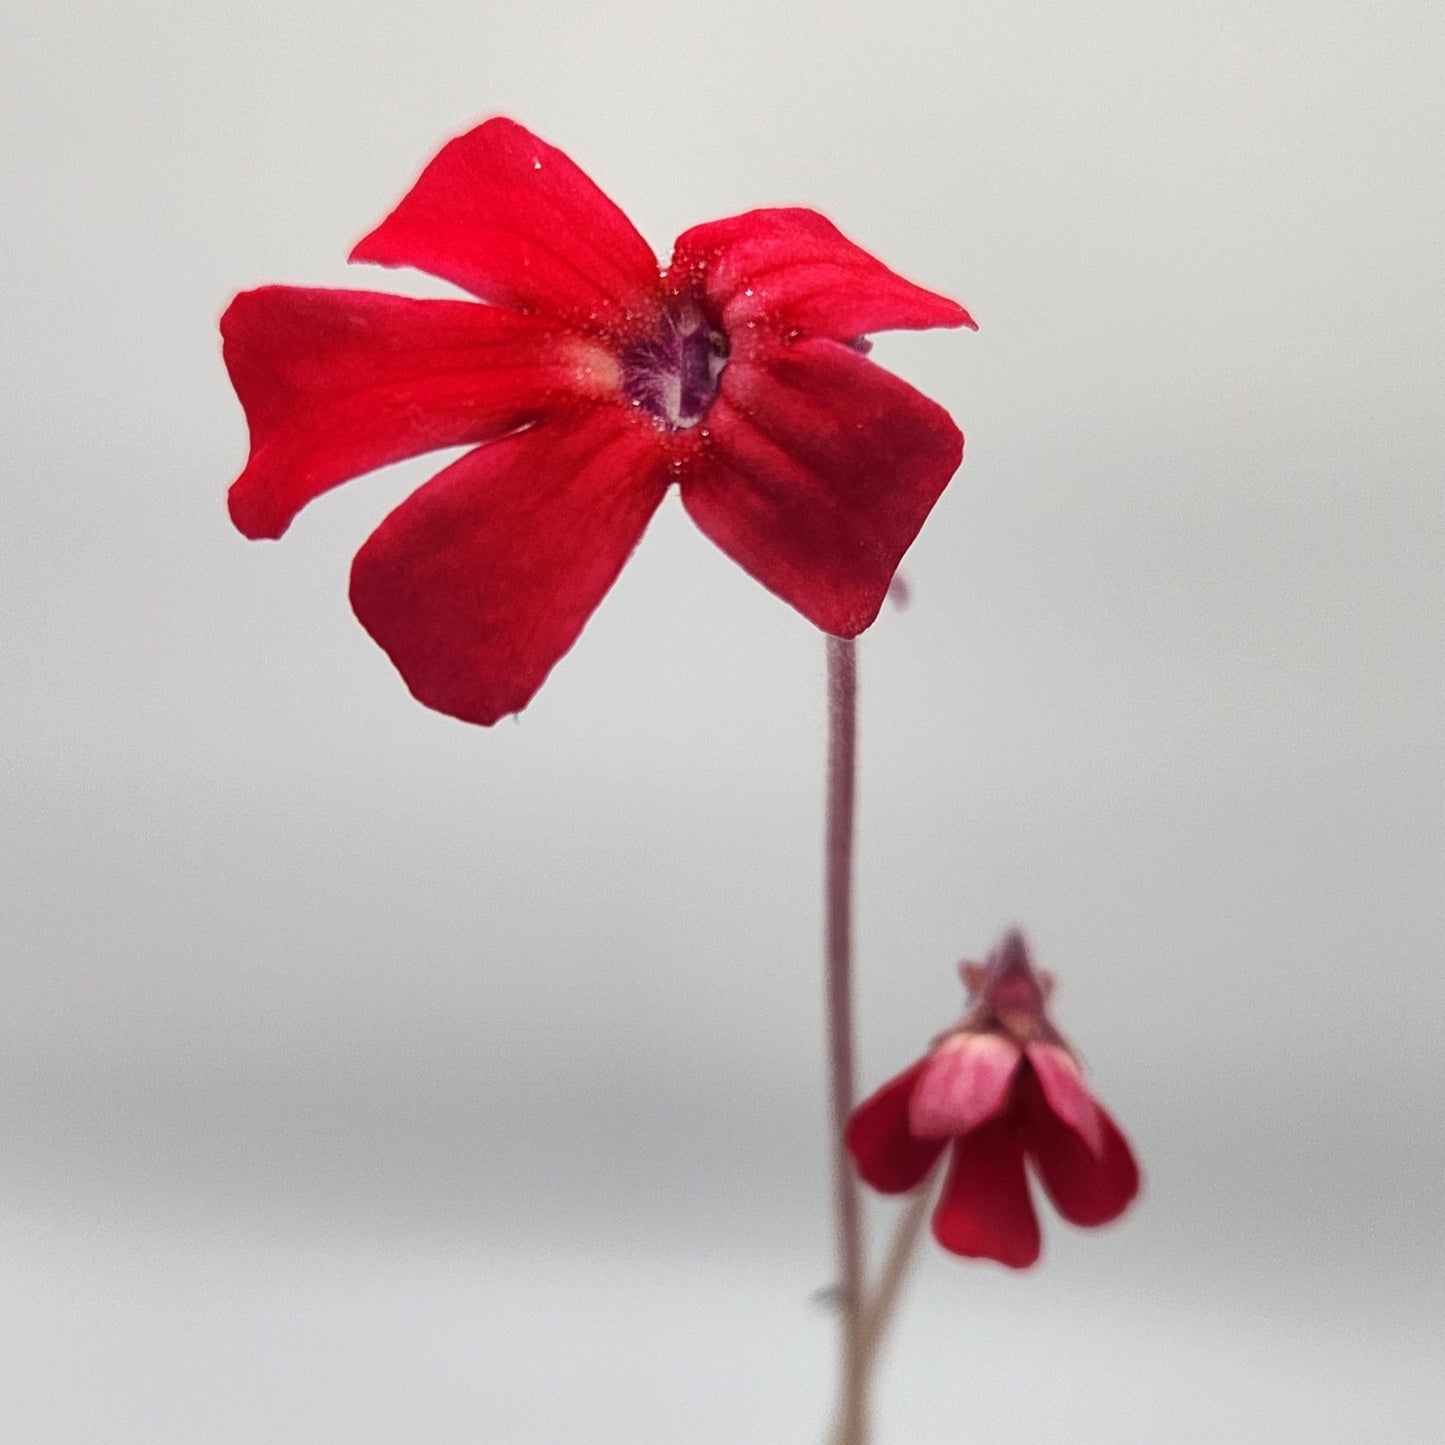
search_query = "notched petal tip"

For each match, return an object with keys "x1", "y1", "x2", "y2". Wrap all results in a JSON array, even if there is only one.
[{"x1": 227, "y1": 478, "x2": 289, "y2": 541}]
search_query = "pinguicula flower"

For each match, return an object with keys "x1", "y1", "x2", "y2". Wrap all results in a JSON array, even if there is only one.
[
  {"x1": 223, "y1": 117, "x2": 974, "y2": 725},
  {"x1": 845, "y1": 930, "x2": 1140, "y2": 1268}
]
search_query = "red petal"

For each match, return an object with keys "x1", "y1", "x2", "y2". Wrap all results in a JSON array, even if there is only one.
[
  {"x1": 1021, "y1": 1072, "x2": 1141, "y2": 1228},
  {"x1": 671, "y1": 208, "x2": 975, "y2": 342},
  {"x1": 845, "y1": 1062, "x2": 947, "y2": 1195},
  {"x1": 350, "y1": 117, "x2": 661, "y2": 333},
  {"x1": 909, "y1": 1033, "x2": 1021, "y2": 1139},
  {"x1": 931, "y1": 1120, "x2": 1041, "y2": 1268},
  {"x1": 223, "y1": 286, "x2": 607, "y2": 540},
  {"x1": 348, "y1": 408, "x2": 668, "y2": 726},
  {"x1": 679, "y1": 340, "x2": 963, "y2": 635},
  {"x1": 1025, "y1": 1042, "x2": 1104, "y2": 1157}
]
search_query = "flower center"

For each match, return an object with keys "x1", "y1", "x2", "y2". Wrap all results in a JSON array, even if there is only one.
[{"x1": 621, "y1": 302, "x2": 727, "y2": 430}]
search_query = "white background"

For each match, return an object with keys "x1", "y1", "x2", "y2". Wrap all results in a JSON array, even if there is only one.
[{"x1": 3, "y1": 1, "x2": 1442, "y2": 1439}]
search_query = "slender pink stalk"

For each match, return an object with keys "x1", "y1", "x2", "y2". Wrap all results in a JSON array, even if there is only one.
[
  {"x1": 825, "y1": 635, "x2": 867, "y2": 1445},
  {"x1": 859, "y1": 1177, "x2": 935, "y2": 1365},
  {"x1": 829, "y1": 1179, "x2": 937, "y2": 1445}
]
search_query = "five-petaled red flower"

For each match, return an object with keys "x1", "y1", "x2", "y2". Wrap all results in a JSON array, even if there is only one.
[
  {"x1": 846, "y1": 930, "x2": 1140, "y2": 1268},
  {"x1": 223, "y1": 117, "x2": 974, "y2": 725}
]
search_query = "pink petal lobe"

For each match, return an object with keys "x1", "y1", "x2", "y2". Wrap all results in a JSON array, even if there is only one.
[
  {"x1": 350, "y1": 117, "x2": 661, "y2": 333},
  {"x1": 1021, "y1": 1072, "x2": 1141, "y2": 1228},
  {"x1": 931, "y1": 1120, "x2": 1041, "y2": 1268},
  {"x1": 223, "y1": 286, "x2": 608, "y2": 540},
  {"x1": 1025, "y1": 1043, "x2": 1105, "y2": 1157},
  {"x1": 909, "y1": 1032, "x2": 1021, "y2": 1139},
  {"x1": 671, "y1": 208, "x2": 974, "y2": 341},
  {"x1": 348, "y1": 408, "x2": 668, "y2": 726},
  {"x1": 845, "y1": 1062, "x2": 947, "y2": 1195},
  {"x1": 679, "y1": 339, "x2": 963, "y2": 636}
]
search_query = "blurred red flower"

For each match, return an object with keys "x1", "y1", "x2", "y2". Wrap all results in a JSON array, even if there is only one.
[
  {"x1": 846, "y1": 930, "x2": 1140, "y2": 1268},
  {"x1": 223, "y1": 117, "x2": 973, "y2": 725}
]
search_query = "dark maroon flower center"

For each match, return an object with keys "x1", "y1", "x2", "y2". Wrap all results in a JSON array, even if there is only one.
[{"x1": 621, "y1": 301, "x2": 728, "y2": 430}]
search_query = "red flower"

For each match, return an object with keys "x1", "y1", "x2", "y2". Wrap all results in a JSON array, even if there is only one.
[
  {"x1": 845, "y1": 930, "x2": 1140, "y2": 1268},
  {"x1": 223, "y1": 118, "x2": 974, "y2": 725}
]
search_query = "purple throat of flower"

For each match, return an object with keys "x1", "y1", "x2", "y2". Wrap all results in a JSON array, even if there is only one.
[{"x1": 621, "y1": 300, "x2": 729, "y2": 429}]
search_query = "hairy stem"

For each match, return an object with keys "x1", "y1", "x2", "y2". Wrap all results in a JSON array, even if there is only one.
[
  {"x1": 828, "y1": 1177, "x2": 937, "y2": 1445},
  {"x1": 859, "y1": 1178, "x2": 934, "y2": 1365},
  {"x1": 825, "y1": 636, "x2": 866, "y2": 1445}
]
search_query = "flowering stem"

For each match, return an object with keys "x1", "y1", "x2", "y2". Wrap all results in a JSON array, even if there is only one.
[
  {"x1": 828, "y1": 1176, "x2": 937, "y2": 1445},
  {"x1": 824, "y1": 635, "x2": 867, "y2": 1445},
  {"x1": 858, "y1": 1174, "x2": 934, "y2": 1366}
]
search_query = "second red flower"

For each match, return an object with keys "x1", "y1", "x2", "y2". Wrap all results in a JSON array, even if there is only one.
[{"x1": 846, "y1": 931, "x2": 1140, "y2": 1268}]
